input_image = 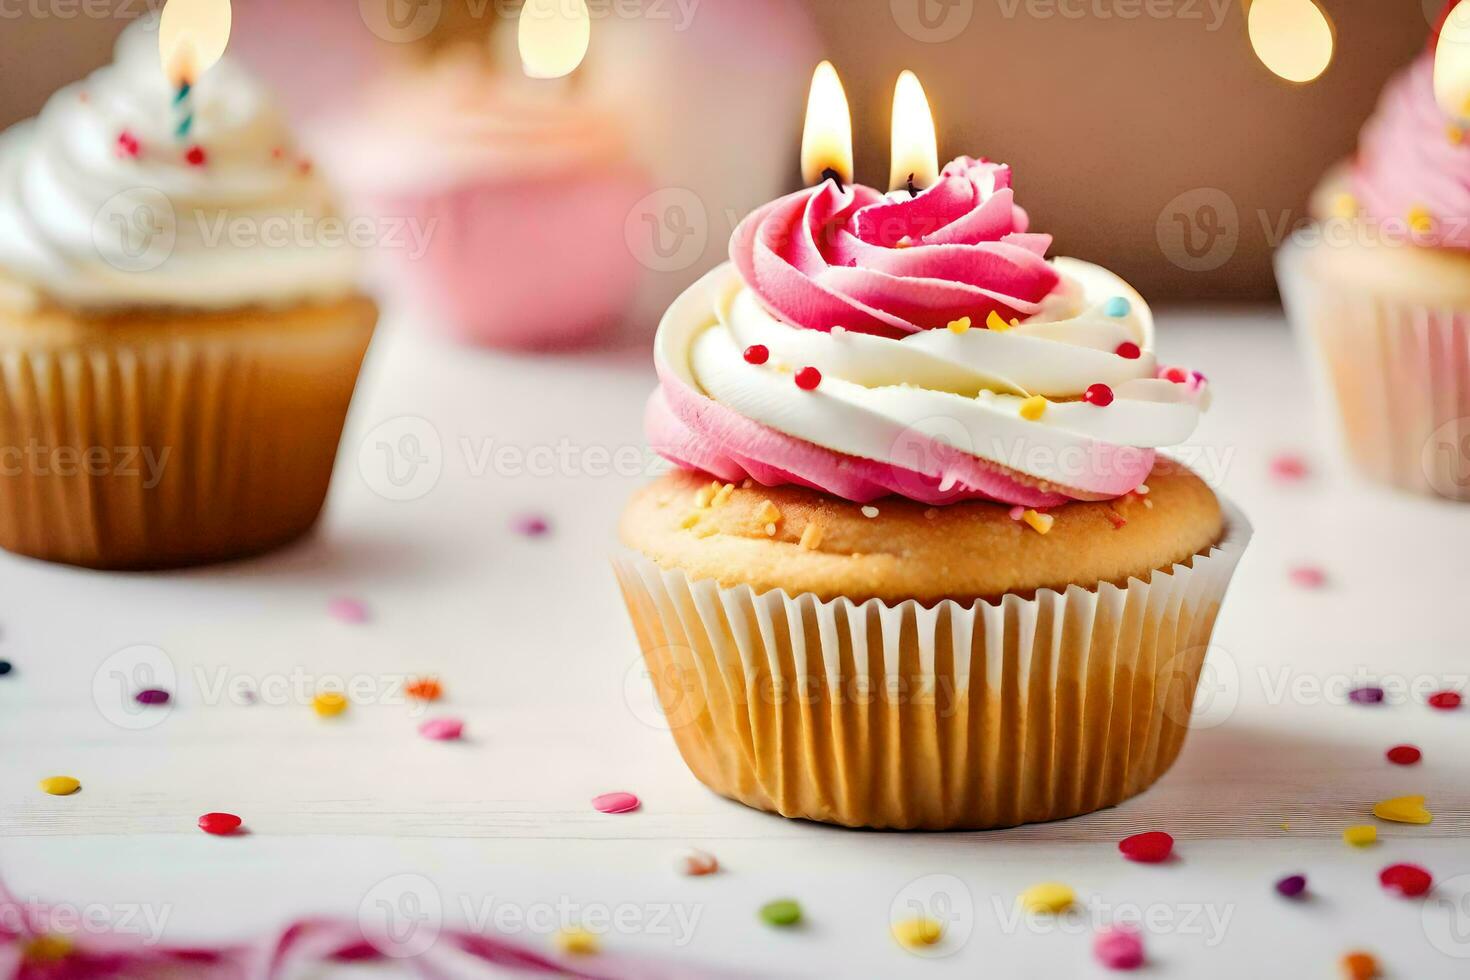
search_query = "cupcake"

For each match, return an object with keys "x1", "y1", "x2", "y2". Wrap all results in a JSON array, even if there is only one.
[
  {"x1": 0, "y1": 24, "x2": 376, "y2": 569},
  {"x1": 1277, "y1": 14, "x2": 1470, "y2": 499},
  {"x1": 616, "y1": 158, "x2": 1250, "y2": 830}
]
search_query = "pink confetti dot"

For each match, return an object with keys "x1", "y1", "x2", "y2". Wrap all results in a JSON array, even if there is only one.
[
  {"x1": 327, "y1": 598, "x2": 369, "y2": 624},
  {"x1": 1270, "y1": 453, "x2": 1309, "y2": 482},
  {"x1": 1289, "y1": 566, "x2": 1326, "y2": 589},
  {"x1": 1094, "y1": 927, "x2": 1145, "y2": 971},
  {"x1": 592, "y1": 792, "x2": 640, "y2": 814},
  {"x1": 511, "y1": 515, "x2": 551, "y2": 538},
  {"x1": 418, "y1": 718, "x2": 464, "y2": 741}
]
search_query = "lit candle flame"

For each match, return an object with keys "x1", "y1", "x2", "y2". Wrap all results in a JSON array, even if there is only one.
[
  {"x1": 1435, "y1": 2, "x2": 1470, "y2": 120},
  {"x1": 1247, "y1": 0, "x2": 1334, "y2": 84},
  {"x1": 889, "y1": 70, "x2": 939, "y2": 194},
  {"x1": 158, "y1": 0, "x2": 232, "y2": 87},
  {"x1": 801, "y1": 61, "x2": 854, "y2": 187},
  {"x1": 519, "y1": 0, "x2": 591, "y2": 80}
]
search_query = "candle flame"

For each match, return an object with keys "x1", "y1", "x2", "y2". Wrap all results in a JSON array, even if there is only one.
[
  {"x1": 158, "y1": 0, "x2": 232, "y2": 88},
  {"x1": 519, "y1": 0, "x2": 591, "y2": 80},
  {"x1": 1435, "y1": 2, "x2": 1470, "y2": 120},
  {"x1": 801, "y1": 61, "x2": 854, "y2": 187},
  {"x1": 1247, "y1": 0, "x2": 1334, "y2": 84},
  {"x1": 889, "y1": 70, "x2": 939, "y2": 193}
]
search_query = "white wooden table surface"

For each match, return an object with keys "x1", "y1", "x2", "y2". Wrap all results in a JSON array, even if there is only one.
[{"x1": 1, "y1": 307, "x2": 1468, "y2": 978}]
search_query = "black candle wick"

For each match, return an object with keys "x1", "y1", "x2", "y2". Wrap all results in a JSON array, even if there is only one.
[
  {"x1": 906, "y1": 173, "x2": 921, "y2": 197},
  {"x1": 820, "y1": 167, "x2": 845, "y2": 191}
]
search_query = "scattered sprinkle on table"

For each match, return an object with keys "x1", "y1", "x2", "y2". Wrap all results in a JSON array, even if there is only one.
[
  {"x1": 1342, "y1": 825, "x2": 1377, "y2": 847},
  {"x1": 891, "y1": 917, "x2": 942, "y2": 950},
  {"x1": 1269, "y1": 453, "x2": 1309, "y2": 482},
  {"x1": 21, "y1": 935, "x2": 72, "y2": 963},
  {"x1": 0, "y1": 659, "x2": 12, "y2": 676},
  {"x1": 675, "y1": 848, "x2": 719, "y2": 876},
  {"x1": 327, "y1": 597, "x2": 369, "y2": 624},
  {"x1": 134, "y1": 689, "x2": 170, "y2": 706},
  {"x1": 554, "y1": 928, "x2": 599, "y2": 955},
  {"x1": 1289, "y1": 566, "x2": 1327, "y2": 589},
  {"x1": 1347, "y1": 686, "x2": 1384, "y2": 706},
  {"x1": 1386, "y1": 744, "x2": 1422, "y2": 766},
  {"x1": 312, "y1": 692, "x2": 348, "y2": 718},
  {"x1": 1378, "y1": 863, "x2": 1433, "y2": 898},
  {"x1": 39, "y1": 776, "x2": 80, "y2": 796},
  {"x1": 1373, "y1": 795, "x2": 1432, "y2": 825},
  {"x1": 1340, "y1": 950, "x2": 1380, "y2": 980},
  {"x1": 1093, "y1": 927, "x2": 1144, "y2": 970},
  {"x1": 592, "y1": 791, "x2": 640, "y2": 814},
  {"x1": 1020, "y1": 882, "x2": 1075, "y2": 915},
  {"x1": 1118, "y1": 831, "x2": 1173, "y2": 864},
  {"x1": 197, "y1": 812, "x2": 242, "y2": 836},
  {"x1": 405, "y1": 678, "x2": 443, "y2": 702},
  {"x1": 418, "y1": 717, "x2": 464, "y2": 741},
  {"x1": 1426, "y1": 690, "x2": 1462, "y2": 710},
  {"x1": 1275, "y1": 874, "x2": 1308, "y2": 898},
  {"x1": 512, "y1": 514, "x2": 551, "y2": 537},
  {"x1": 759, "y1": 899, "x2": 802, "y2": 928}
]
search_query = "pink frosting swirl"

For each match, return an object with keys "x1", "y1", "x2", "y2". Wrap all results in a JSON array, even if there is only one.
[
  {"x1": 731, "y1": 157, "x2": 1060, "y2": 337},
  {"x1": 1353, "y1": 55, "x2": 1470, "y2": 250}
]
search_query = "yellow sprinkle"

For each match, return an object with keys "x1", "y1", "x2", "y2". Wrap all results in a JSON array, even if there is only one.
[
  {"x1": 1020, "y1": 882, "x2": 1075, "y2": 914},
  {"x1": 680, "y1": 513, "x2": 701, "y2": 529},
  {"x1": 38, "y1": 776, "x2": 79, "y2": 796},
  {"x1": 986, "y1": 310, "x2": 1016, "y2": 333},
  {"x1": 1019, "y1": 396, "x2": 1048, "y2": 421},
  {"x1": 712, "y1": 483, "x2": 736, "y2": 507},
  {"x1": 1342, "y1": 824, "x2": 1377, "y2": 847},
  {"x1": 1022, "y1": 510, "x2": 1055, "y2": 535},
  {"x1": 1449, "y1": 124, "x2": 1465, "y2": 146},
  {"x1": 1329, "y1": 192, "x2": 1358, "y2": 220},
  {"x1": 1373, "y1": 795, "x2": 1432, "y2": 825},
  {"x1": 694, "y1": 482, "x2": 720, "y2": 509},
  {"x1": 313, "y1": 692, "x2": 348, "y2": 717},
  {"x1": 799, "y1": 523, "x2": 824, "y2": 551},
  {"x1": 554, "y1": 928, "x2": 600, "y2": 956},
  {"x1": 892, "y1": 916, "x2": 943, "y2": 949},
  {"x1": 1408, "y1": 206, "x2": 1434, "y2": 235},
  {"x1": 1280, "y1": 822, "x2": 1291, "y2": 831},
  {"x1": 22, "y1": 935, "x2": 72, "y2": 963},
  {"x1": 947, "y1": 316, "x2": 972, "y2": 334},
  {"x1": 755, "y1": 500, "x2": 782, "y2": 525}
]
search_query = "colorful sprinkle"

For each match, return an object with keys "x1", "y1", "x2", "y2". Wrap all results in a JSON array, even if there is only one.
[
  {"x1": 0, "y1": 660, "x2": 11, "y2": 676},
  {"x1": 675, "y1": 848, "x2": 719, "y2": 876},
  {"x1": 1022, "y1": 510, "x2": 1055, "y2": 535},
  {"x1": 743, "y1": 344, "x2": 769, "y2": 365},
  {"x1": 21, "y1": 935, "x2": 73, "y2": 963},
  {"x1": 1408, "y1": 206, "x2": 1434, "y2": 235},
  {"x1": 512, "y1": 514, "x2": 551, "y2": 537},
  {"x1": 1329, "y1": 192, "x2": 1359, "y2": 220},
  {"x1": 184, "y1": 145, "x2": 207, "y2": 167},
  {"x1": 759, "y1": 899, "x2": 802, "y2": 928},
  {"x1": 1008, "y1": 505, "x2": 1026, "y2": 521},
  {"x1": 1339, "y1": 951, "x2": 1380, "y2": 980},
  {"x1": 405, "y1": 678, "x2": 443, "y2": 702},
  {"x1": 1269, "y1": 453, "x2": 1309, "y2": 482},
  {"x1": 1163, "y1": 367, "x2": 1189, "y2": 384},
  {"x1": 1348, "y1": 686, "x2": 1385, "y2": 705},
  {"x1": 1386, "y1": 745, "x2": 1422, "y2": 766},
  {"x1": 1103, "y1": 507, "x2": 1127, "y2": 530},
  {"x1": 1275, "y1": 874, "x2": 1308, "y2": 898},
  {"x1": 795, "y1": 367, "x2": 822, "y2": 391},
  {"x1": 947, "y1": 317, "x2": 972, "y2": 334},
  {"x1": 1084, "y1": 383, "x2": 1115, "y2": 407},
  {"x1": 860, "y1": 505, "x2": 880, "y2": 519},
  {"x1": 1343, "y1": 825, "x2": 1377, "y2": 847},
  {"x1": 592, "y1": 791, "x2": 640, "y2": 814},
  {"x1": 1379, "y1": 863, "x2": 1433, "y2": 898},
  {"x1": 1104, "y1": 297, "x2": 1132, "y2": 318},
  {"x1": 1289, "y1": 566, "x2": 1327, "y2": 589},
  {"x1": 1450, "y1": 124, "x2": 1466, "y2": 146},
  {"x1": 1427, "y1": 690, "x2": 1462, "y2": 710},
  {"x1": 418, "y1": 717, "x2": 464, "y2": 741},
  {"x1": 1019, "y1": 395, "x2": 1048, "y2": 421},
  {"x1": 756, "y1": 500, "x2": 782, "y2": 525},
  {"x1": 1115, "y1": 341, "x2": 1141, "y2": 360},
  {"x1": 116, "y1": 130, "x2": 140, "y2": 159},
  {"x1": 1118, "y1": 831, "x2": 1174, "y2": 864},
  {"x1": 197, "y1": 812, "x2": 242, "y2": 836},
  {"x1": 1020, "y1": 882, "x2": 1075, "y2": 914},
  {"x1": 986, "y1": 310, "x2": 1016, "y2": 332},
  {"x1": 312, "y1": 692, "x2": 348, "y2": 717},
  {"x1": 799, "y1": 523, "x2": 824, "y2": 550},
  {"x1": 892, "y1": 917, "x2": 943, "y2": 950},
  {"x1": 327, "y1": 597, "x2": 369, "y2": 624},
  {"x1": 554, "y1": 928, "x2": 599, "y2": 956},
  {"x1": 1093, "y1": 927, "x2": 1144, "y2": 970},
  {"x1": 134, "y1": 689, "x2": 170, "y2": 706},
  {"x1": 38, "y1": 776, "x2": 80, "y2": 796},
  {"x1": 1373, "y1": 795, "x2": 1432, "y2": 825}
]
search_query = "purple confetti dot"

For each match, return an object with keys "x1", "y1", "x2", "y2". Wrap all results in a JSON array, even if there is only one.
[
  {"x1": 1348, "y1": 686, "x2": 1385, "y2": 705},
  {"x1": 1275, "y1": 874, "x2": 1307, "y2": 898},
  {"x1": 512, "y1": 514, "x2": 551, "y2": 538},
  {"x1": 134, "y1": 689, "x2": 170, "y2": 706}
]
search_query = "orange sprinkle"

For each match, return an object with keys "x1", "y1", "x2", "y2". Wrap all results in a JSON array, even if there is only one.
[
  {"x1": 405, "y1": 678, "x2": 443, "y2": 702},
  {"x1": 1339, "y1": 951, "x2": 1379, "y2": 980}
]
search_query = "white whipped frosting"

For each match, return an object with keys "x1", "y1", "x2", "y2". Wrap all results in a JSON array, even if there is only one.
[
  {"x1": 0, "y1": 22, "x2": 358, "y2": 312},
  {"x1": 661, "y1": 258, "x2": 1206, "y2": 483}
]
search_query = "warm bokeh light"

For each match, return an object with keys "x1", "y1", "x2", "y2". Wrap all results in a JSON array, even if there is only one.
[
  {"x1": 158, "y1": 0, "x2": 232, "y2": 87},
  {"x1": 1247, "y1": 0, "x2": 1334, "y2": 84},
  {"x1": 801, "y1": 61, "x2": 854, "y2": 187},
  {"x1": 1435, "y1": 3, "x2": 1470, "y2": 119},
  {"x1": 889, "y1": 70, "x2": 939, "y2": 193},
  {"x1": 518, "y1": 0, "x2": 591, "y2": 80}
]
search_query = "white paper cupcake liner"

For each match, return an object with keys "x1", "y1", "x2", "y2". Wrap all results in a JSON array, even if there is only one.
[{"x1": 614, "y1": 502, "x2": 1251, "y2": 830}]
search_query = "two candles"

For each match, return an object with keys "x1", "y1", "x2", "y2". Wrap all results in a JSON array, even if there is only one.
[{"x1": 801, "y1": 62, "x2": 940, "y2": 195}]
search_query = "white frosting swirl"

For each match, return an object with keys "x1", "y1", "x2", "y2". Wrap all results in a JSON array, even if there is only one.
[{"x1": 0, "y1": 22, "x2": 357, "y2": 311}]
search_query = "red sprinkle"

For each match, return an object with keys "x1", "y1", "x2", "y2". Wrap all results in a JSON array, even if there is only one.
[
  {"x1": 271, "y1": 146, "x2": 286, "y2": 161},
  {"x1": 1269, "y1": 453, "x2": 1310, "y2": 482},
  {"x1": 1386, "y1": 745, "x2": 1422, "y2": 766},
  {"x1": 795, "y1": 367, "x2": 822, "y2": 391},
  {"x1": 592, "y1": 792, "x2": 640, "y2": 814},
  {"x1": 185, "y1": 145, "x2": 207, "y2": 167},
  {"x1": 1084, "y1": 383, "x2": 1115, "y2": 407},
  {"x1": 297, "y1": 159, "x2": 314, "y2": 177},
  {"x1": 198, "y1": 812, "x2": 242, "y2": 836},
  {"x1": 116, "y1": 131, "x2": 141, "y2": 159},
  {"x1": 1164, "y1": 367, "x2": 1188, "y2": 384},
  {"x1": 1118, "y1": 831, "x2": 1174, "y2": 864},
  {"x1": 743, "y1": 345, "x2": 769, "y2": 365},
  {"x1": 1115, "y1": 342, "x2": 1141, "y2": 360},
  {"x1": 1379, "y1": 863, "x2": 1433, "y2": 898},
  {"x1": 1427, "y1": 690, "x2": 1462, "y2": 710},
  {"x1": 1289, "y1": 566, "x2": 1327, "y2": 589},
  {"x1": 1104, "y1": 507, "x2": 1128, "y2": 530}
]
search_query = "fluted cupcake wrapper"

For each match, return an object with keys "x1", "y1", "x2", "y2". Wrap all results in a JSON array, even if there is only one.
[
  {"x1": 1279, "y1": 239, "x2": 1470, "y2": 501},
  {"x1": 614, "y1": 503, "x2": 1250, "y2": 831}
]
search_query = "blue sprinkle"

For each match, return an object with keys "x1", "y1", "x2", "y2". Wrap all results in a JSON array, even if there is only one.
[
  {"x1": 176, "y1": 115, "x2": 194, "y2": 138},
  {"x1": 172, "y1": 82, "x2": 192, "y2": 106},
  {"x1": 1105, "y1": 297, "x2": 1131, "y2": 318}
]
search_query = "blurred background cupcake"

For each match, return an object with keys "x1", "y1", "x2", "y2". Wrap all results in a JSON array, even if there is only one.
[{"x1": 1277, "y1": 1, "x2": 1470, "y2": 500}]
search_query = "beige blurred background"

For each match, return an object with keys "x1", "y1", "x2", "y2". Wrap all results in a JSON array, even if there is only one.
[{"x1": 0, "y1": 0, "x2": 1440, "y2": 300}]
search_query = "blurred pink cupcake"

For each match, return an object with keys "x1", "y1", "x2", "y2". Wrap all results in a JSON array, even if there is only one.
[{"x1": 317, "y1": 50, "x2": 650, "y2": 350}]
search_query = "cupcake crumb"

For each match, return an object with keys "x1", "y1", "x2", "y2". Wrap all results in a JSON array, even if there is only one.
[
  {"x1": 680, "y1": 513, "x2": 701, "y2": 530},
  {"x1": 764, "y1": 523, "x2": 777, "y2": 537},
  {"x1": 924, "y1": 508, "x2": 938, "y2": 520},
  {"x1": 755, "y1": 500, "x2": 782, "y2": 525},
  {"x1": 799, "y1": 523, "x2": 824, "y2": 551},
  {"x1": 694, "y1": 482, "x2": 719, "y2": 509},
  {"x1": 712, "y1": 483, "x2": 735, "y2": 507}
]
